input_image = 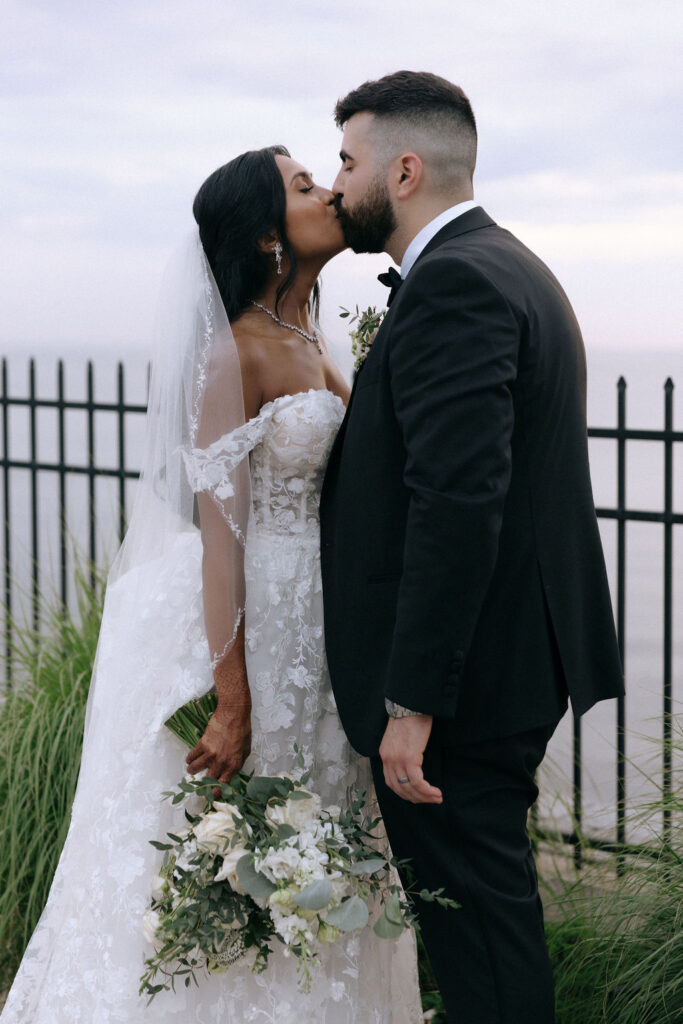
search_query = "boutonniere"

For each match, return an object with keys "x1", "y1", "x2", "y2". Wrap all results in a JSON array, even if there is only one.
[{"x1": 340, "y1": 305, "x2": 386, "y2": 370}]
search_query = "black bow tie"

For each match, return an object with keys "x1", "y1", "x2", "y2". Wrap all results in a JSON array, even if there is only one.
[{"x1": 377, "y1": 265, "x2": 403, "y2": 307}]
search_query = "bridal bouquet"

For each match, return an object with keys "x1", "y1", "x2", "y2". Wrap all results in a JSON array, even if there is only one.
[{"x1": 140, "y1": 759, "x2": 457, "y2": 1000}]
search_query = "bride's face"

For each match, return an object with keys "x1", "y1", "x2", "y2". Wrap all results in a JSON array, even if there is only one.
[{"x1": 275, "y1": 154, "x2": 346, "y2": 261}]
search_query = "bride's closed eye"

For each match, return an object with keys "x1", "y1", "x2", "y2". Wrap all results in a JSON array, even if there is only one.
[{"x1": 300, "y1": 185, "x2": 313, "y2": 193}]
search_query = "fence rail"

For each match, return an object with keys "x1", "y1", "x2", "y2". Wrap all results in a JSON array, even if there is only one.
[{"x1": 0, "y1": 359, "x2": 680, "y2": 866}]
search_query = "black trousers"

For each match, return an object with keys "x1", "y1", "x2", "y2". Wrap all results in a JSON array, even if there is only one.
[{"x1": 371, "y1": 723, "x2": 557, "y2": 1024}]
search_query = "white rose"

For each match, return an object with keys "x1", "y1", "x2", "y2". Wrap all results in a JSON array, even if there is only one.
[
  {"x1": 194, "y1": 804, "x2": 242, "y2": 853},
  {"x1": 175, "y1": 839, "x2": 199, "y2": 872},
  {"x1": 214, "y1": 843, "x2": 249, "y2": 893},
  {"x1": 266, "y1": 792, "x2": 322, "y2": 832},
  {"x1": 150, "y1": 874, "x2": 168, "y2": 901},
  {"x1": 142, "y1": 908, "x2": 162, "y2": 946}
]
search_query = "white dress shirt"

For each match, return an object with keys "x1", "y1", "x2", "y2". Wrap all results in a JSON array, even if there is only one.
[{"x1": 400, "y1": 199, "x2": 478, "y2": 279}]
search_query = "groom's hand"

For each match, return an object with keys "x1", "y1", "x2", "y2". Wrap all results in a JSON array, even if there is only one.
[{"x1": 379, "y1": 715, "x2": 443, "y2": 804}]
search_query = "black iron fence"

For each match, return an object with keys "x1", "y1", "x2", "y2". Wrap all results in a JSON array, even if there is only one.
[
  {"x1": 0, "y1": 358, "x2": 680, "y2": 863},
  {"x1": 0, "y1": 359, "x2": 147, "y2": 683},
  {"x1": 561, "y1": 376, "x2": 681, "y2": 868}
]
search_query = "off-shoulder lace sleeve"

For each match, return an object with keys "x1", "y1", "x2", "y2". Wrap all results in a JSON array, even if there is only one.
[
  {"x1": 180, "y1": 413, "x2": 270, "y2": 540},
  {"x1": 179, "y1": 403, "x2": 276, "y2": 669}
]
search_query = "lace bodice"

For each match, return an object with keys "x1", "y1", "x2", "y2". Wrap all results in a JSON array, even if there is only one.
[
  {"x1": 249, "y1": 389, "x2": 344, "y2": 535},
  {"x1": 182, "y1": 388, "x2": 345, "y2": 538}
]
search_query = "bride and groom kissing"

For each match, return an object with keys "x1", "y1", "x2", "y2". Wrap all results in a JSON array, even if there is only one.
[{"x1": 1, "y1": 70, "x2": 623, "y2": 1024}]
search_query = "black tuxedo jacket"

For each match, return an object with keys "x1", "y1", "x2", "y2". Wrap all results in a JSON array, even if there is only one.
[{"x1": 320, "y1": 207, "x2": 624, "y2": 756}]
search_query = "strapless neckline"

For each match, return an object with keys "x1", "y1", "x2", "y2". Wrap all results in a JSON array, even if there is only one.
[{"x1": 256, "y1": 387, "x2": 345, "y2": 421}]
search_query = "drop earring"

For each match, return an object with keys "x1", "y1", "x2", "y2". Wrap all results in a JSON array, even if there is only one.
[{"x1": 274, "y1": 241, "x2": 283, "y2": 276}]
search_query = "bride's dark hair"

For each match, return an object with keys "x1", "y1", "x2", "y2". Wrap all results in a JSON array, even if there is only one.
[{"x1": 193, "y1": 145, "x2": 320, "y2": 323}]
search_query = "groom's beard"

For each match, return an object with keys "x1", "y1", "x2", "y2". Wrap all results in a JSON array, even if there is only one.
[{"x1": 335, "y1": 176, "x2": 397, "y2": 254}]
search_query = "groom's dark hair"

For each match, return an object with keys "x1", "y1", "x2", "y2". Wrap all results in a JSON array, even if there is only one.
[{"x1": 335, "y1": 71, "x2": 477, "y2": 189}]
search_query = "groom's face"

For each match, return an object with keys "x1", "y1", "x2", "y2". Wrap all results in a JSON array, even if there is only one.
[{"x1": 332, "y1": 113, "x2": 397, "y2": 254}]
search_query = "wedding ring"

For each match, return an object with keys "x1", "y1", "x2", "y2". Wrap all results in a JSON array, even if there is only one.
[{"x1": 397, "y1": 776, "x2": 410, "y2": 784}]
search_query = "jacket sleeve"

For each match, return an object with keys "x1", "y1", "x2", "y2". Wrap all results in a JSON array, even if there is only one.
[{"x1": 384, "y1": 254, "x2": 520, "y2": 717}]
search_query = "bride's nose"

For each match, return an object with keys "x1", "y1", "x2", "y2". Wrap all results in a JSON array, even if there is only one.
[{"x1": 320, "y1": 187, "x2": 336, "y2": 204}]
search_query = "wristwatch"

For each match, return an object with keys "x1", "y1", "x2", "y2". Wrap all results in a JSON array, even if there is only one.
[{"x1": 384, "y1": 698, "x2": 424, "y2": 719}]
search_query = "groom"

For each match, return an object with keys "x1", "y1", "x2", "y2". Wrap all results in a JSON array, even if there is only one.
[{"x1": 320, "y1": 71, "x2": 623, "y2": 1023}]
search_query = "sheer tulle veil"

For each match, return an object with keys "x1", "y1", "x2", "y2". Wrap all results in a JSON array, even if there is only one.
[{"x1": 85, "y1": 229, "x2": 249, "y2": 738}]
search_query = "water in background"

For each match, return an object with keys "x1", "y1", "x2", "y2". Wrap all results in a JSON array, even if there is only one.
[{"x1": 1, "y1": 344, "x2": 681, "y2": 845}]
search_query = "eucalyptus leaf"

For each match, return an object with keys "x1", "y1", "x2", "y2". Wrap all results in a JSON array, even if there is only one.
[
  {"x1": 245, "y1": 776, "x2": 290, "y2": 803},
  {"x1": 277, "y1": 824, "x2": 297, "y2": 839},
  {"x1": 384, "y1": 892, "x2": 404, "y2": 926},
  {"x1": 287, "y1": 790, "x2": 312, "y2": 801},
  {"x1": 326, "y1": 895, "x2": 369, "y2": 932},
  {"x1": 236, "y1": 855, "x2": 277, "y2": 900},
  {"x1": 294, "y1": 878, "x2": 333, "y2": 910},
  {"x1": 348, "y1": 857, "x2": 387, "y2": 876},
  {"x1": 373, "y1": 908, "x2": 405, "y2": 939}
]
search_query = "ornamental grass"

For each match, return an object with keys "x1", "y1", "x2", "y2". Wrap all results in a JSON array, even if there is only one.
[
  {"x1": 541, "y1": 720, "x2": 683, "y2": 1024},
  {"x1": 0, "y1": 565, "x2": 104, "y2": 994},
  {"x1": 0, "y1": 565, "x2": 680, "y2": 1022}
]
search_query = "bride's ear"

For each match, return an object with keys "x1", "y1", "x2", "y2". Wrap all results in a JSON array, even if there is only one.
[{"x1": 257, "y1": 232, "x2": 280, "y2": 257}]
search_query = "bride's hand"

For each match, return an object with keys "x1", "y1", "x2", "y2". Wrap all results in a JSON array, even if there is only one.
[{"x1": 185, "y1": 702, "x2": 252, "y2": 785}]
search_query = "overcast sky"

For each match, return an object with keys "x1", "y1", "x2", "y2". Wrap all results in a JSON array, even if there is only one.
[{"x1": 2, "y1": 0, "x2": 682, "y2": 372}]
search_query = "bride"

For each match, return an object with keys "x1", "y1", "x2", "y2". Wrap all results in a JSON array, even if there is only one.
[{"x1": 0, "y1": 146, "x2": 422, "y2": 1023}]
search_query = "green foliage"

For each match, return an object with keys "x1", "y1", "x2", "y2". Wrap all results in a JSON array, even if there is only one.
[
  {"x1": 542, "y1": 721, "x2": 683, "y2": 1024},
  {"x1": 545, "y1": 852, "x2": 683, "y2": 1023},
  {"x1": 0, "y1": 565, "x2": 105, "y2": 993}
]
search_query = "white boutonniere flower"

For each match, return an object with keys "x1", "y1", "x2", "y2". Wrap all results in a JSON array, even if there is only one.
[{"x1": 340, "y1": 305, "x2": 386, "y2": 370}]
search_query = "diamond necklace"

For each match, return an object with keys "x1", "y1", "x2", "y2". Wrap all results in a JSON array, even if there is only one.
[{"x1": 250, "y1": 301, "x2": 323, "y2": 355}]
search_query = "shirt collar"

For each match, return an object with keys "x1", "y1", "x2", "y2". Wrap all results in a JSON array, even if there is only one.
[{"x1": 400, "y1": 200, "x2": 478, "y2": 279}]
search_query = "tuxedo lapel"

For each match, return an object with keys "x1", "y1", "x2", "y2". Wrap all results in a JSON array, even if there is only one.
[{"x1": 323, "y1": 207, "x2": 495, "y2": 504}]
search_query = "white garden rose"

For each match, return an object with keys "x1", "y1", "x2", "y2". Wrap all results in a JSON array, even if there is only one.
[
  {"x1": 150, "y1": 874, "x2": 168, "y2": 901},
  {"x1": 142, "y1": 908, "x2": 162, "y2": 946},
  {"x1": 193, "y1": 803, "x2": 242, "y2": 852},
  {"x1": 265, "y1": 792, "x2": 322, "y2": 832},
  {"x1": 213, "y1": 843, "x2": 249, "y2": 893}
]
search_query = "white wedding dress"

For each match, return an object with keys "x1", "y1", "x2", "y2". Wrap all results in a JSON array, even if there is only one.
[{"x1": 1, "y1": 388, "x2": 422, "y2": 1024}]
